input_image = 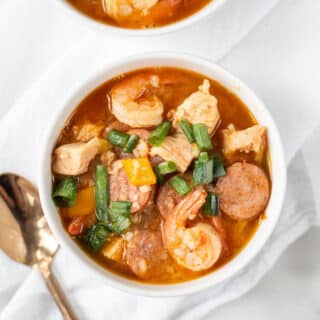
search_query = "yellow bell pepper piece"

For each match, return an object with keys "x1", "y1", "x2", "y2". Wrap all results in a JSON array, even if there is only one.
[
  {"x1": 67, "y1": 187, "x2": 95, "y2": 218},
  {"x1": 122, "y1": 157, "x2": 157, "y2": 186}
]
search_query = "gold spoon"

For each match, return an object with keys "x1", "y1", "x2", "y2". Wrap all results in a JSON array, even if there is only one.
[{"x1": 0, "y1": 174, "x2": 77, "y2": 320}]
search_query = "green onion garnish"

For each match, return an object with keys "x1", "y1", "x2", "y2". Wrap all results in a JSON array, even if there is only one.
[
  {"x1": 169, "y1": 176, "x2": 192, "y2": 195},
  {"x1": 156, "y1": 161, "x2": 177, "y2": 176},
  {"x1": 198, "y1": 152, "x2": 209, "y2": 162},
  {"x1": 193, "y1": 152, "x2": 214, "y2": 185},
  {"x1": 203, "y1": 193, "x2": 219, "y2": 216},
  {"x1": 212, "y1": 155, "x2": 226, "y2": 178},
  {"x1": 123, "y1": 134, "x2": 139, "y2": 153},
  {"x1": 107, "y1": 129, "x2": 129, "y2": 148},
  {"x1": 109, "y1": 201, "x2": 131, "y2": 234},
  {"x1": 84, "y1": 223, "x2": 109, "y2": 251},
  {"x1": 192, "y1": 123, "x2": 213, "y2": 151},
  {"x1": 179, "y1": 119, "x2": 195, "y2": 143},
  {"x1": 94, "y1": 165, "x2": 109, "y2": 224},
  {"x1": 148, "y1": 121, "x2": 171, "y2": 146},
  {"x1": 154, "y1": 167, "x2": 165, "y2": 185},
  {"x1": 52, "y1": 177, "x2": 77, "y2": 207}
]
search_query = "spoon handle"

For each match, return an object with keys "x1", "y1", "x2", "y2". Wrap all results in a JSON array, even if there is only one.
[{"x1": 40, "y1": 266, "x2": 78, "y2": 320}]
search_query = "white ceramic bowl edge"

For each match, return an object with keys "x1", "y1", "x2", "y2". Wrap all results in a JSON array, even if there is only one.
[
  {"x1": 53, "y1": 0, "x2": 228, "y2": 36},
  {"x1": 39, "y1": 52, "x2": 287, "y2": 297}
]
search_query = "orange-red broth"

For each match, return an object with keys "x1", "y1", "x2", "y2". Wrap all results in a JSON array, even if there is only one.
[
  {"x1": 53, "y1": 67, "x2": 270, "y2": 284},
  {"x1": 66, "y1": 0, "x2": 212, "y2": 29}
]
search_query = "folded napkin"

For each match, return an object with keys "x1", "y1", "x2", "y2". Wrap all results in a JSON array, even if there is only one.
[{"x1": 0, "y1": 0, "x2": 320, "y2": 319}]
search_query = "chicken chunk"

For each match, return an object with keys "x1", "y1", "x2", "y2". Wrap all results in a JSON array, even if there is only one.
[
  {"x1": 221, "y1": 124, "x2": 267, "y2": 162},
  {"x1": 52, "y1": 138, "x2": 101, "y2": 176},
  {"x1": 150, "y1": 134, "x2": 199, "y2": 173},
  {"x1": 72, "y1": 122, "x2": 104, "y2": 142},
  {"x1": 172, "y1": 80, "x2": 221, "y2": 135}
]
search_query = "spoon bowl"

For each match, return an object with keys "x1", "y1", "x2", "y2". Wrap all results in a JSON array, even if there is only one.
[{"x1": 0, "y1": 174, "x2": 76, "y2": 320}]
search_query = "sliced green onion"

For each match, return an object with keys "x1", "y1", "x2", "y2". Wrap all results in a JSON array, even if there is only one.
[
  {"x1": 198, "y1": 152, "x2": 209, "y2": 162},
  {"x1": 169, "y1": 176, "x2": 192, "y2": 195},
  {"x1": 154, "y1": 167, "x2": 165, "y2": 185},
  {"x1": 109, "y1": 201, "x2": 131, "y2": 234},
  {"x1": 52, "y1": 177, "x2": 77, "y2": 207},
  {"x1": 192, "y1": 123, "x2": 213, "y2": 151},
  {"x1": 203, "y1": 193, "x2": 219, "y2": 216},
  {"x1": 107, "y1": 129, "x2": 129, "y2": 148},
  {"x1": 193, "y1": 153, "x2": 214, "y2": 185},
  {"x1": 94, "y1": 165, "x2": 109, "y2": 224},
  {"x1": 123, "y1": 134, "x2": 139, "y2": 153},
  {"x1": 148, "y1": 121, "x2": 171, "y2": 146},
  {"x1": 212, "y1": 155, "x2": 226, "y2": 178},
  {"x1": 179, "y1": 119, "x2": 195, "y2": 143},
  {"x1": 156, "y1": 161, "x2": 177, "y2": 175},
  {"x1": 85, "y1": 223, "x2": 109, "y2": 251}
]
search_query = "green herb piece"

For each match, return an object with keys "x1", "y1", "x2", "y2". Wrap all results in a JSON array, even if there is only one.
[
  {"x1": 212, "y1": 155, "x2": 226, "y2": 178},
  {"x1": 85, "y1": 223, "x2": 109, "y2": 251},
  {"x1": 107, "y1": 129, "x2": 129, "y2": 148},
  {"x1": 203, "y1": 193, "x2": 219, "y2": 216},
  {"x1": 169, "y1": 176, "x2": 192, "y2": 195},
  {"x1": 148, "y1": 121, "x2": 171, "y2": 146},
  {"x1": 193, "y1": 152, "x2": 214, "y2": 185},
  {"x1": 179, "y1": 119, "x2": 195, "y2": 143},
  {"x1": 94, "y1": 165, "x2": 109, "y2": 224},
  {"x1": 109, "y1": 201, "x2": 131, "y2": 234},
  {"x1": 123, "y1": 134, "x2": 139, "y2": 153},
  {"x1": 156, "y1": 161, "x2": 177, "y2": 176},
  {"x1": 154, "y1": 167, "x2": 165, "y2": 185},
  {"x1": 52, "y1": 177, "x2": 77, "y2": 207},
  {"x1": 192, "y1": 123, "x2": 213, "y2": 151}
]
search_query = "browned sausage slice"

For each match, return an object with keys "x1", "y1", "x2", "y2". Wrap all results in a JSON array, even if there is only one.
[
  {"x1": 216, "y1": 162, "x2": 270, "y2": 220},
  {"x1": 109, "y1": 160, "x2": 154, "y2": 214},
  {"x1": 157, "y1": 180, "x2": 184, "y2": 219},
  {"x1": 125, "y1": 230, "x2": 166, "y2": 279}
]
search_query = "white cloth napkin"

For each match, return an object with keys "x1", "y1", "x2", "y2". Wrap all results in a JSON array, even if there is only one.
[{"x1": 1, "y1": 0, "x2": 320, "y2": 319}]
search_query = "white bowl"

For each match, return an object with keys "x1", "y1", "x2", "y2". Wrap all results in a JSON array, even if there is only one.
[
  {"x1": 39, "y1": 52, "x2": 287, "y2": 297},
  {"x1": 54, "y1": 0, "x2": 228, "y2": 36}
]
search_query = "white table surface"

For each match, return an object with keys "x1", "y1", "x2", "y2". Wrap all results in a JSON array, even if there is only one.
[{"x1": 1, "y1": 0, "x2": 319, "y2": 319}]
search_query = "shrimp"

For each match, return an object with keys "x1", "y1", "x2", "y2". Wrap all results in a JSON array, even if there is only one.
[
  {"x1": 164, "y1": 189, "x2": 222, "y2": 271},
  {"x1": 110, "y1": 74, "x2": 164, "y2": 128}
]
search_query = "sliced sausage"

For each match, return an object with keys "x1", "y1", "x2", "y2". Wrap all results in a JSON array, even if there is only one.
[
  {"x1": 109, "y1": 160, "x2": 154, "y2": 214},
  {"x1": 125, "y1": 230, "x2": 166, "y2": 279},
  {"x1": 216, "y1": 162, "x2": 270, "y2": 220},
  {"x1": 157, "y1": 180, "x2": 184, "y2": 219}
]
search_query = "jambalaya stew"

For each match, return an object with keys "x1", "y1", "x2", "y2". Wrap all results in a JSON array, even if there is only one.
[
  {"x1": 51, "y1": 67, "x2": 271, "y2": 284},
  {"x1": 66, "y1": 0, "x2": 211, "y2": 29}
]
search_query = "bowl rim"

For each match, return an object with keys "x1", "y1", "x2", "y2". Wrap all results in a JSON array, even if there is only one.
[
  {"x1": 38, "y1": 52, "x2": 287, "y2": 297},
  {"x1": 53, "y1": 0, "x2": 228, "y2": 36}
]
